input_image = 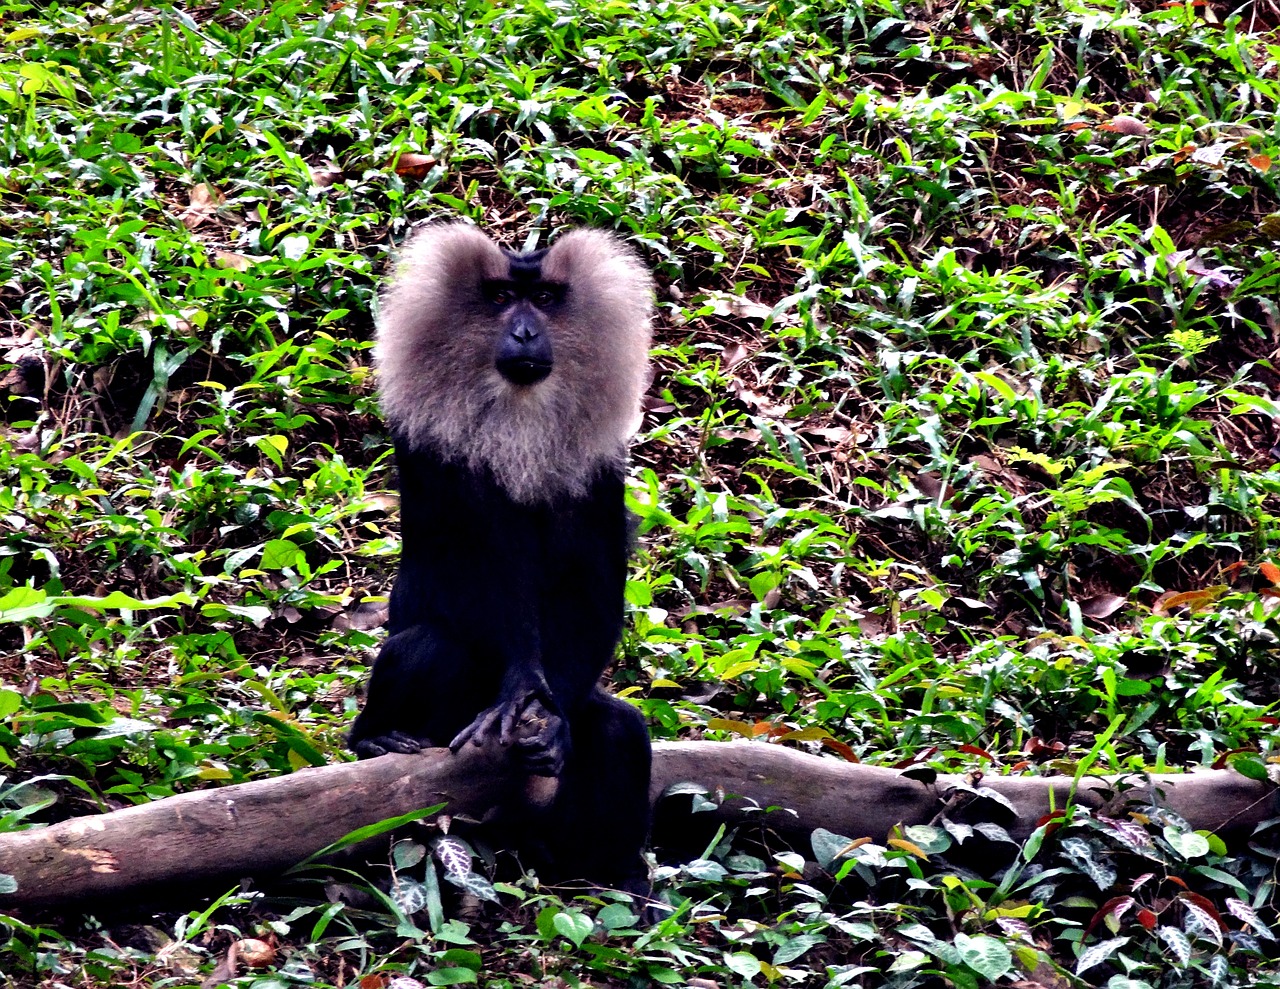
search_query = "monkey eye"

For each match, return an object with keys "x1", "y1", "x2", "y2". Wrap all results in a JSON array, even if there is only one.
[
  {"x1": 530, "y1": 289, "x2": 556, "y2": 308},
  {"x1": 485, "y1": 285, "x2": 514, "y2": 306}
]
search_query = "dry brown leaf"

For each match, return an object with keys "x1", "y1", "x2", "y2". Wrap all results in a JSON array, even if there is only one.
[
  {"x1": 721, "y1": 341, "x2": 752, "y2": 369},
  {"x1": 1179, "y1": 255, "x2": 1237, "y2": 290},
  {"x1": 336, "y1": 600, "x2": 390, "y2": 632},
  {"x1": 390, "y1": 152, "x2": 436, "y2": 178},
  {"x1": 311, "y1": 165, "x2": 345, "y2": 187},
  {"x1": 1152, "y1": 585, "x2": 1228, "y2": 615},
  {"x1": 801, "y1": 425, "x2": 851, "y2": 444},
  {"x1": 213, "y1": 250, "x2": 254, "y2": 272},
  {"x1": 820, "y1": 736, "x2": 861, "y2": 762},
  {"x1": 912, "y1": 470, "x2": 956, "y2": 502},
  {"x1": 1101, "y1": 114, "x2": 1149, "y2": 136},
  {"x1": 702, "y1": 290, "x2": 774, "y2": 321},
  {"x1": 198, "y1": 950, "x2": 237, "y2": 989},
  {"x1": 712, "y1": 427, "x2": 761, "y2": 443},
  {"x1": 235, "y1": 939, "x2": 275, "y2": 968},
  {"x1": 858, "y1": 612, "x2": 888, "y2": 636},
  {"x1": 729, "y1": 381, "x2": 789, "y2": 416},
  {"x1": 180, "y1": 182, "x2": 225, "y2": 230},
  {"x1": 1079, "y1": 593, "x2": 1127, "y2": 619},
  {"x1": 356, "y1": 493, "x2": 400, "y2": 514}
]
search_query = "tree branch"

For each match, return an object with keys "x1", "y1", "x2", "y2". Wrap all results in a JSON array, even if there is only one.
[{"x1": 0, "y1": 741, "x2": 1273, "y2": 910}]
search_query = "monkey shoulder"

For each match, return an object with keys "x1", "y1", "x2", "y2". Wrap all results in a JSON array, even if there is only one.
[{"x1": 393, "y1": 438, "x2": 627, "y2": 527}]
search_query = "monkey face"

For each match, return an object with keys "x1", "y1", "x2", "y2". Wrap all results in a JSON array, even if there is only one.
[
  {"x1": 377, "y1": 223, "x2": 652, "y2": 502},
  {"x1": 485, "y1": 269, "x2": 565, "y2": 386}
]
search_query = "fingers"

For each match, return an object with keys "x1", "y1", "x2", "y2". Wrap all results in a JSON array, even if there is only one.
[
  {"x1": 449, "y1": 707, "x2": 501, "y2": 751},
  {"x1": 516, "y1": 736, "x2": 565, "y2": 775},
  {"x1": 498, "y1": 701, "x2": 523, "y2": 746},
  {"x1": 353, "y1": 731, "x2": 425, "y2": 759},
  {"x1": 454, "y1": 693, "x2": 545, "y2": 749}
]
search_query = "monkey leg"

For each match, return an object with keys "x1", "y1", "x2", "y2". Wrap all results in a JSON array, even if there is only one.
[
  {"x1": 348, "y1": 625, "x2": 495, "y2": 759},
  {"x1": 543, "y1": 687, "x2": 652, "y2": 896}
]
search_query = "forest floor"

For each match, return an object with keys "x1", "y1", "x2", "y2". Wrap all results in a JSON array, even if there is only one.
[{"x1": 3, "y1": 0, "x2": 1280, "y2": 985}]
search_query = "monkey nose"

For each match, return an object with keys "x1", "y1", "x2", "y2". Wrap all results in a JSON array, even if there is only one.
[
  {"x1": 496, "y1": 313, "x2": 554, "y2": 385},
  {"x1": 511, "y1": 312, "x2": 540, "y2": 342}
]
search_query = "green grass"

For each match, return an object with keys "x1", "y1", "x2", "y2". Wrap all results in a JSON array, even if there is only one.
[{"x1": 3, "y1": 0, "x2": 1280, "y2": 984}]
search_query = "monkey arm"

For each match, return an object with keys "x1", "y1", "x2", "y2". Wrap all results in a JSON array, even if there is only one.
[
  {"x1": 447, "y1": 476, "x2": 630, "y2": 773},
  {"x1": 537, "y1": 470, "x2": 632, "y2": 716},
  {"x1": 386, "y1": 452, "x2": 625, "y2": 774},
  {"x1": 446, "y1": 487, "x2": 572, "y2": 773}
]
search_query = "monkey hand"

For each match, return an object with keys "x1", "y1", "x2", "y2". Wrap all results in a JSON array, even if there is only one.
[
  {"x1": 512, "y1": 695, "x2": 569, "y2": 777},
  {"x1": 352, "y1": 731, "x2": 426, "y2": 759},
  {"x1": 449, "y1": 692, "x2": 568, "y2": 776}
]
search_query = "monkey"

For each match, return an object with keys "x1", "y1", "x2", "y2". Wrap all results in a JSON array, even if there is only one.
[{"x1": 348, "y1": 222, "x2": 655, "y2": 899}]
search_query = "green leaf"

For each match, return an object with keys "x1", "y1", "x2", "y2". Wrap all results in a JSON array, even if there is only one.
[
  {"x1": 749, "y1": 570, "x2": 781, "y2": 602},
  {"x1": 427, "y1": 968, "x2": 478, "y2": 985},
  {"x1": 535, "y1": 905, "x2": 561, "y2": 943},
  {"x1": 552, "y1": 910, "x2": 592, "y2": 948},
  {"x1": 392, "y1": 839, "x2": 426, "y2": 870},
  {"x1": 811, "y1": 828, "x2": 859, "y2": 868},
  {"x1": 1228, "y1": 754, "x2": 1268, "y2": 781},
  {"x1": 260, "y1": 539, "x2": 302, "y2": 570},
  {"x1": 1156, "y1": 926, "x2": 1191, "y2": 966},
  {"x1": 954, "y1": 933, "x2": 1012, "y2": 981},
  {"x1": 56, "y1": 590, "x2": 196, "y2": 612},
  {"x1": 724, "y1": 952, "x2": 762, "y2": 978},
  {"x1": 1162, "y1": 827, "x2": 1210, "y2": 860},
  {"x1": 974, "y1": 371, "x2": 1018, "y2": 403},
  {"x1": 392, "y1": 878, "x2": 427, "y2": 915},
  {"x1": 597, "y1": 903, "x2": 639, "y2": 931},
  {"x1": 0, "y1": 588, "x2": 54, "y2": 623},
  {"x1": 290, "y1": 803, "x2": 446, "y2": 867},
  {"x1": 453, "y1": 874, "x2": 498, "y2": 904},
  {"x1": 799, "y1": 90, "x2": 828, "y2": 126},
  {"x1": 1075, "y1": 936, "x2": 1128, "y2": 975},
  {"x1": 773, "y1": 933, "x2": 824, "y2": 965},
  {"x1": 433, "y1": 836, "x2": 471, "y2": 879},
  {"x1": 902, "y1": 824, "x2": 952, "y2": 855}
]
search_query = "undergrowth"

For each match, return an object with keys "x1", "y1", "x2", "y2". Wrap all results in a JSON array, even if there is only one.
[{"x1": 3, "y1": 0, "x2": 1280, "y2": 985}]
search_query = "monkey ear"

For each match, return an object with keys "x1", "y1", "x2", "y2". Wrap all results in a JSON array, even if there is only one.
[
  {"x1": 375, "y1": 223, "x2": 510, "y2": 447},
  {"x1": 542, "y1": 228, "x2": 654, "y2": 443},
  {"x1": 391, "y1": 222, "x2": 508, "y2": 288},
  {"x1": 377, "y1": 222, "x2": 508, "y2": 353},
  {"x1": 542, "y1": 228, "x2": 654, "y2": 318}
]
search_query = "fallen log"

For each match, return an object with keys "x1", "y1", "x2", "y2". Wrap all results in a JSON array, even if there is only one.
[{"x1": 0, "y1": 741, "x2": 1274, "y2": 910}]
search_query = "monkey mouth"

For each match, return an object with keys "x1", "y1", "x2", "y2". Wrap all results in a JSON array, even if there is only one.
[{"x1": 496, "y1": 357, "x2": 552, "y2": 386}]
